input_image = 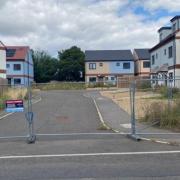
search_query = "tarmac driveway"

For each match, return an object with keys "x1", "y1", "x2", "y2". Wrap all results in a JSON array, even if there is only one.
[{"x1": 0, "y1": 90, "x2": 104, "y2": 137}]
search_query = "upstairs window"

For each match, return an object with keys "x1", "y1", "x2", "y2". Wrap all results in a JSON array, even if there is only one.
[
  {"x1": 143, "y1": 61, "x2": 150, "y2": 68},
  {"x1": 116, "y1": 62, "x2": 120, "y2": 66},
  {"x1": 173, "y1": 23, "x2": 176, "y2": 32},
  {"x1": 156, "y1": 53, "x2": 158, "y2": 59},
  {"x1": 164, "y1": 49, "x2": 166, "y2": 55},
  {"x1": 13, "y1": 64, "x2": 21, "y2": 71},
  {"x1": 168, "y1": 46, "x2": 173, "y2": 58},
  {"x1": 6, "y1": 64, "x2": 10, "y2": 68},
  {"x1": 89, "y1": 63, "x2": 96, "y2": 70},
  {"x1": 6, "y1": 49, "x2": 16, "y2": 57},
  {"x1": 160, "y1": 33, "x2": 163, "y2": 41},
  {"x1": 99, "y1": 62, "x2": 103, "y2": 67},
  {"x1": 151, "y1": 55, "x2": 155, "y2": 65},
  {"x1": 123, "y1": 62, "x2": 130, "y2": 69}
]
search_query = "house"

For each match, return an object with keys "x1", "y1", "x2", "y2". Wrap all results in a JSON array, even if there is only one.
[
  {"x1": 150, "y1": 15, "x2": 180, "y2": 86},
  {"x1": 133, "y1": 48, "x2": 150, "y2": 78},
  {"x1": 6, "y1": 46, "x2": 34, "y2": 85},
  {"x1": 0, "y1": 41, "x2": 6, "y2": 79},
  {"x1": 85, "y1": 50, "x2": 134, "y2": 83}
]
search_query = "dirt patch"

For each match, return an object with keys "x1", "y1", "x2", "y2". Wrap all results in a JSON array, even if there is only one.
[{"x1": 101, "y1": 90, "x2": 167, "y2": 119}]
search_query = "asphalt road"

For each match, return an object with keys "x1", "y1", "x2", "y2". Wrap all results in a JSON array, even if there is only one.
[{"x1": 0, "y1": 90, "x2": 180, "y2": 179}]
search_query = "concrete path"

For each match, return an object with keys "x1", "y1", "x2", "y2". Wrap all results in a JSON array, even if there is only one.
[{"x1": 86, "y1": 90, "x2": 180, "y2": 144}]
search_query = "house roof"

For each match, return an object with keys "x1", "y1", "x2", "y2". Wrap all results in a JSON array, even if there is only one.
[
  {"x1": 85, "y1": 50, "x2": 134, "y2": 61},
  {"x1": 158, "y1": 27, "x2": 171, "y2": 32},
  {"x1": 170, "y1": 15, "x2": 180, "y2": 22},
  {"x1": 6, "y1": 46, "x2": 29, "y2": 60},
  {"x1": 150, "y1": 33, "x2": 175, "y2": 52},
  {"x1": 134, "y1": 49, "x2": 150, "y2": 60},
  {"x1": 0, "y1": 41, "x2": 6, "y2": 50}
]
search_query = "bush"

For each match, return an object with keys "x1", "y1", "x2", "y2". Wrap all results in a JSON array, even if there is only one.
[
  {"x1": 155, "y1": 86, "x2": 180, "y2": 98},
  {"x1": 137, "y1": 81, "x2": 151, "y2": 90},
  {"x1": 33, "y1": 82, "x2": 86, "y2": 90}
]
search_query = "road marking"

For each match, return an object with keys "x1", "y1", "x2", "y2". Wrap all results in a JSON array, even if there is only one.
[
  {"x1": 36, "y1": 132, "x2": 128, "y2": 136},
  {"x1": 93, "y1": 98, "x2": 111, "y2": 130},
  {"x1": 0, "y1": 112, "x2": 14, "y2": 120},
  {"x1": 0, "y1": 151, "x2": 180, "y2": 159}
]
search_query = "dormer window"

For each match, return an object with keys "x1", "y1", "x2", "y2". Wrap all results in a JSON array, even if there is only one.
[
  {"x1": 173, "y1": 23, "x2": 176, "y2": 32},
  {"x1": 160, "y1": 33, "x2": 163, "y2": 41}
]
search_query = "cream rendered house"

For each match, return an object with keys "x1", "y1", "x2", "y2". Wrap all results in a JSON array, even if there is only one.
[
  {"x1": 133, "y1": 49, "x2": 150, "y2": 78},
  {"x1": 85, "y1": 50, "x2": 134, "y2": 83}
]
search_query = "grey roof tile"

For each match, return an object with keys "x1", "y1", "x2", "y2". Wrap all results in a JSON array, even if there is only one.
[
  {"x1": 85, "y1": 50, "x2": 133, "y2": 61},
  {"x1": 134, "y1": 49, "x2": 150, "y2": 60}
]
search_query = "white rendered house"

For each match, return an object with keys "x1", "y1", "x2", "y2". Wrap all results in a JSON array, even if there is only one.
[
  {"x1": 0, "y1": 41, "x2": 6, "y2": 79},
  {"x1": 150, "y1": 15, "x2": 180, "y2": 87}
]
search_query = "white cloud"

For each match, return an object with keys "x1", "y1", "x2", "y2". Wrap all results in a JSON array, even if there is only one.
[
  {"x1": 0, "y1": 0, "x2": 178, "y2": 55},
  {"x1": 140, "y1": 0, "x2": 180, "y2": 12}
]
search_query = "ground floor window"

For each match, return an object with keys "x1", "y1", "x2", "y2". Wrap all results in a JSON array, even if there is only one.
[
  {"x1": 169, "y1": 72, "x2": 173, "y2": 82},
  {"x1": 7, "y1": 78, "x2": 11, "y2": 85},
  {"x1": 89, "y1": 77, "x2": 96, "y2": 82},
  {"x1": 14, "y1": 78, "x2": 21, "y2": 85}
]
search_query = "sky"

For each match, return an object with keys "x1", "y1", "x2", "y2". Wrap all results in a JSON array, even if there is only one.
[{"x1": 0, "y1": 0, "x2": 179, "y2": 56}]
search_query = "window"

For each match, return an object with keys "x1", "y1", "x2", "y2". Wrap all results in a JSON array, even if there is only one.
[
  {"x1": 13, "y1": 64, "x2": 21, "y2": 71},
  {"x1": 89, "y1": 77, "x2": 96, "y2": 82},
  {"x1": 111, "y1": 77, "x2": 115, "y2": 81},
  {"x1": 164, "y1": 49, "x2": 166, "y2": 55},
  {"x1": 169, "y1": 72, "x2": 173, "y2": 82},
  {"x1": 116, "y1": 62, "x2": 120, "y2": 66},
  {"x1": 152, "y1": 55, "x2": 155, "y2": 65},
  {"x1": 160, "y1": 33, "x2": 163, "y2": 41},
  {"x1": 168, "y1": 46, "x2": 173, "y2": 58},
  {"x1": 173, "y1": 23, "x2": 176, "y2": 32},
  {"x1": 99, "y1": 63, "x2": 103, "y2": 67},
  {"x1": 14, "y1": 78, "x2": 21, "y2": 85},
  {"x1": 143, "y1": 61, "x2": 150, "y2": 68},
  {"x1": 156, "y1": 53, "x2": 158, "y2": 59},
  {"x1": 89, "y1": 63, "x2": 96, "y2": 70},
  {"x1": 6, "y1": 64, "x2": 10, "y2": 68},
  {"x1": 6, "y1": 49, "x2": 16, "y2": 57},
  {"x1": 123, "y1": 62, "x2": 130, "y2": 69}
]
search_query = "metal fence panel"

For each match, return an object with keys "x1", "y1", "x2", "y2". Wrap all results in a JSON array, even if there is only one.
[
  {"x1": 129, "y1": 78, "x2": 180, "y2": 141},
  {"x1": 0, "y1": 84, "x2": 36, "y2": 143}
]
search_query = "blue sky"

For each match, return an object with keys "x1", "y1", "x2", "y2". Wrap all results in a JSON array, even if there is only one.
[{"x1": 0, "y1": 0, "x2": 179, "y2": 55}]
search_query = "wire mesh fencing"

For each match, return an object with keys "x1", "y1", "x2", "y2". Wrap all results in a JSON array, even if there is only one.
[
  {"x1": 0, "y1": 84, "x2": 36, "y2": 143},
  {"x1": 129, "y1": 78, "x2": 180, "y2": 141}
]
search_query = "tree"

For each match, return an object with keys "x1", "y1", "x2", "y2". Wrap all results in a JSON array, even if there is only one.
[
  {"x1": 58, "y1": 46, "x2": 85, "y2": 81},
  {"x1": 32, "y1": 50, "x2": 59, "y2": 83}
]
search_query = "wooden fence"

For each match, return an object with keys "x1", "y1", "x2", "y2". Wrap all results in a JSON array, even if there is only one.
[{"x1": 117, "y1": 76, "x2": 150, "y2": 88}]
